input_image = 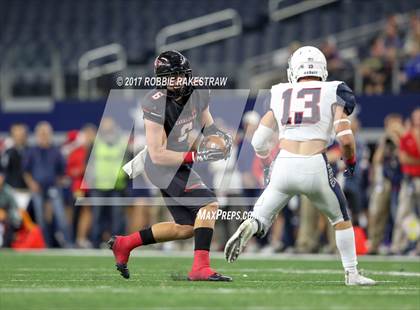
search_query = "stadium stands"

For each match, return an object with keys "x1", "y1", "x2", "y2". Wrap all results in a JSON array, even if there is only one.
[{"x1": 1, "y1": 0, "x2": 418, "y2": 97}]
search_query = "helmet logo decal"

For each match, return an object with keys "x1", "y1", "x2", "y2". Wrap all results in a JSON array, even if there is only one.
[{"x1": 154, "y1": 57, "x2": 168, "y2": 67}]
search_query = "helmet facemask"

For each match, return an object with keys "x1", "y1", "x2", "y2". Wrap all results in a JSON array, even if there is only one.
[{"x1": 157, "y1": 70, "x2": 193, "y2": 98}]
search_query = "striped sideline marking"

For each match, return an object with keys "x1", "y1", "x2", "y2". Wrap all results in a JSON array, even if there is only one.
[{"x1": 1, "y1": 249, "x2": 419, "y2": 262}]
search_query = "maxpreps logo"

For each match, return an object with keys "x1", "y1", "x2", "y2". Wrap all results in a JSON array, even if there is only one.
[{"x1": 196, "y1": 209, "x2": 252, "y2": 221}]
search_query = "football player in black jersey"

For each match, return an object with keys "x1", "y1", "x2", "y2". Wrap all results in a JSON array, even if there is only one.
[{"x1": 108, "y1": 50, "x2": 233, "y2": 281}]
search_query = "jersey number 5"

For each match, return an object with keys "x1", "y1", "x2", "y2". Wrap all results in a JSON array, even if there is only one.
[
  {"x1": 281, "y1": 88, "x2": 321, "y2": 125},
  {"x1": 178, "y1": 121, "x2": 193, "y2": 142}
]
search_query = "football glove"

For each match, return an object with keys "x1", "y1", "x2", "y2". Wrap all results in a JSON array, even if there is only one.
[
  {"x1": 195, "y1": 148, "x2": 226, "y2": 162},
  {"x1": 344, "y1": 156, "x2": 356, "y2": 178}
]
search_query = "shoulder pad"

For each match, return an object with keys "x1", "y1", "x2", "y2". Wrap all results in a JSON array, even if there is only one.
[
  {"x1": 141, "y1": 90, "x2": 166, "y2": 124},
  {"x1": 336, "y1": 82, "x2": 356, "y2": 116}
]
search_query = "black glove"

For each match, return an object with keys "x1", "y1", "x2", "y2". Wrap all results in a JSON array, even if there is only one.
[
  {"x1": 195, "y1": 147, "x2": 226, "y2": 162},
  {"x1": 344, "y1": 157, "x2": 356, "y2": 178}
]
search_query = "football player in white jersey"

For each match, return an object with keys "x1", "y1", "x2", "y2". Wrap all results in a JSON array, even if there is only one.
[{"x1": 224, "y1": 46, "x2": 376, "y2": 286}]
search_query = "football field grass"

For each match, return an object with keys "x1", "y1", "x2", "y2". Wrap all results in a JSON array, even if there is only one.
[{"x1": 0, "y1": 250, "x2": 419, "y2": 310}]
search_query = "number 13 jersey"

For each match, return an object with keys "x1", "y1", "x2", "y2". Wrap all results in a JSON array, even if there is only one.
[{"x1": 269, "y1": 80, "x2": 356, "y2": 143}]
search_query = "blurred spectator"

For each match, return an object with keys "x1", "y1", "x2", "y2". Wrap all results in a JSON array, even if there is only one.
[
  {"x1": 0, "y1": 166, "x2": 22, "y2": 247},
  {"x1": 400, "y1": 13, "x2": 420, "y2": 92},
  {"x1": 65, "y1": 125, "x2": 97, "y2": 248},
  {"x1": 404, "y1": 13, "x2": 420, "y2": 56},
  {"x1": 126, "y1": 142, "x2": 155, "y2": 237},
  {"x1": 391, "y1": 108, "x2": 420, "y2": 254},
  {"x1": 88, "y1": 117, "x2": 127, "y2": 248},
  {"x1": 382, "y1": 15, "x2": 403, "y2": 63},
  {"x1": 237, "y1": 111, "x2": 261, "y2": 193},
  {"x1": 125, "y1": 108, "x2": 155, "y2": 236},
  {"x1": 236, "y1": 111, "x2": 266, "y2": 249},
  {"x1": 360, "y1": 36, "x2": 391, "y2": 94},
  {"x1": 402, "y1": 54, "x2": 420, "y2": 92},
  {"x1": 1, "y1": 124, "x2": 32, "y2": 211},
  {"x1": 61, "y1": 130, "x2": 80, "y2": 242},
  {"x1": 321, "y1": 37, "x2": 350, "y2": 82},
  {"x1": 2, "y1": 124, "x2": 28, "y2": 191},
  {"x1": 23, "y1": 122, "x2": 70, "y2": 247},
  {"x1": 342, "y1": 117, "x2": 370, "y2": 226},
  {"x1": 209, "y1": 120, "x2": 242, "y2": 249},
  {"x1": 288, "y1": 41, "x2": 301, "y2": 54},
  {"x1": 368, "y1": 114, "x2": 404, "y2": 254}
]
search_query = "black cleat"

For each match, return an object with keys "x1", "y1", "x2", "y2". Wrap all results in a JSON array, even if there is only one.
[
  {"x1": 107, "y1": 236, "x2": 130, "y2": 279},
  {"x1": 208, "y1": 273, "x2": 232, "y2": 282},
  {"x1": 115, "y1": 263, "x2": 130, "y2": 279},
  {"x1": 188, "y1": 272, "x2": 233, "y2": 282},
  {"x1": 107, "y1": 236, "x2": 116, "y2": 250}
]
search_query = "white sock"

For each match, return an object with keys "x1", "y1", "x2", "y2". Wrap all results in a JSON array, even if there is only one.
[{"x1": 335, "y1": 227, "x2": 358, "y2": 274}]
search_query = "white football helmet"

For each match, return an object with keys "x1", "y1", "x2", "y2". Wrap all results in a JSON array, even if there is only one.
[{"x1": 287, "y1": 46, "x2": 328, "y2": 83}]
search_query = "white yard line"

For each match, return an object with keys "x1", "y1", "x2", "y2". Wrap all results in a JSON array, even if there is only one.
[
  {"x1": 218, "y1": 268, "x2": 420, "y2": 277},
  {"x1": 0, "y1": 279, "x2": 401, "y2": 285},
  {"x1": 0, "y1": 287, "x2": 418, "y2": 297},
  {"x1": 7, "y1": 266, "x2": 420, "y2": 278},
  {"x1": 1, "y1": 249, "x2": 419, "y2": 262}
]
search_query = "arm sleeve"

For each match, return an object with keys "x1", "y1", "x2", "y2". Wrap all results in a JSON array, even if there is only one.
[
  {"x1": 336, "y1": 82, "x2": 356, "y2": 116},
  {"x1": 141, "y1": 92, "x2": 165, "y2": 125},
  {"x1": 251, "y1": 124, "x2": 275, "y2": 154}
]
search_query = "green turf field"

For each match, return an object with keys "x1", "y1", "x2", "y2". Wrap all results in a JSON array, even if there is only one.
[{"x1": 0, "y1": 251, "x2": 419, "y2": 310}]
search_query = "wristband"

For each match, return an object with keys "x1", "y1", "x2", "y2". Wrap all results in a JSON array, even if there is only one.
[
  {"x1": 333, "y1": 119, "x2": 351, "y2": 126},
  {"x1": 336, "y1": 129, "x2": 353, "y2": 137},
  {"x1": 183, "y1": 151, "x2": 196, "y2": 164}
]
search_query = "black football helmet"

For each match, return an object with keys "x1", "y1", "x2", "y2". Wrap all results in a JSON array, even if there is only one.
[{"x1": 154, "y1": 50, "x2": 192, "y2": 97}]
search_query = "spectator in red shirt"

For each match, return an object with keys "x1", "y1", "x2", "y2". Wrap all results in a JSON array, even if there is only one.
[
  {"x1": 66, "y1": 124, "x2": 97, "y2": 248},
  {"x1": 65, "y1": 130, "x2": 85, "y2": 196},
  {"x1": 391, "y1": 108, "x2": 420, "y2": 254}
]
